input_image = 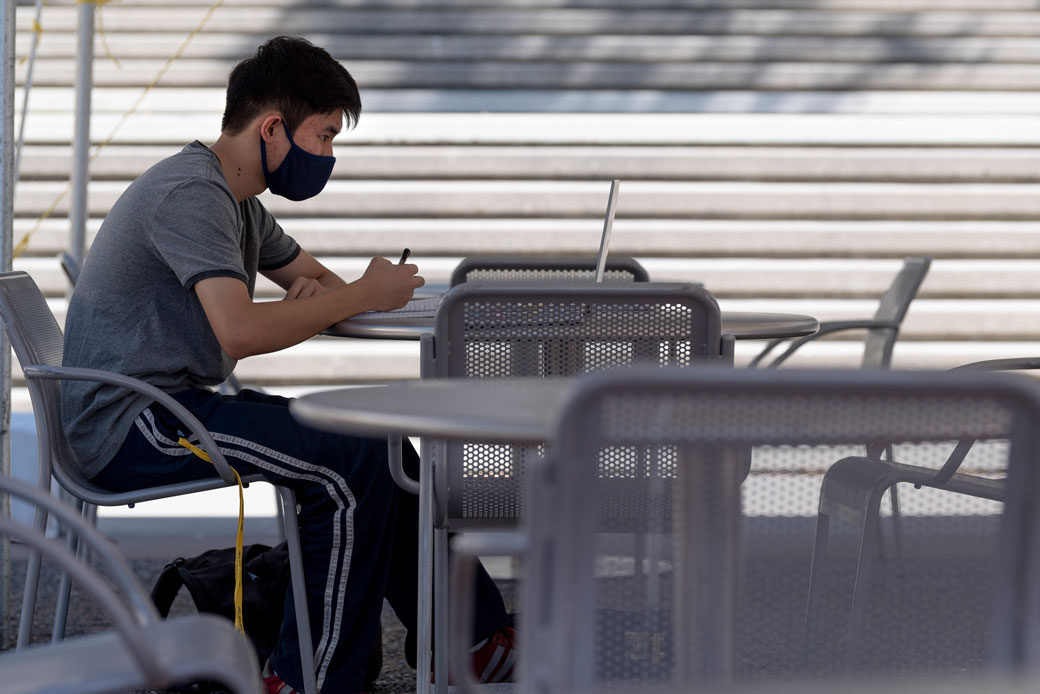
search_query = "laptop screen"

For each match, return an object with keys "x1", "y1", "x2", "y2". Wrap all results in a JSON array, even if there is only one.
[{"x1": 594, "y1": 179, "x2": 621, "y2": 282}]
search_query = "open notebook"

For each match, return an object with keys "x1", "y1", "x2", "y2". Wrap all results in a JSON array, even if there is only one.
[{"x1": 352, "y1": 180, "x2": 621, "y2": 321}]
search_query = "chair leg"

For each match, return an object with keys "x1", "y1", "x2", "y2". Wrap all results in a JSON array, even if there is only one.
[
  {"x1": 274, "y1": 487, "x2": 287, "y2": 543},
  {"x1": 843, "y1": 491, "x2": 886, "y2": 671},
  {"x1": 881, "y1": 445, "x2": 905, "y2": 561},
  {"x1": 888, "y1": 485, "x2": 905, "y2": 560},
  {"x1": 17, "y1": 551, "x2": 42, "y2": 648},
  {"x1": 279, "y1": 487, "x2": 316, "y2": 694},
  {"x1": 16, "y1": 474, "x2": 55, "y2": 649},
  {"x1": 803, "y1": 511, "x2": 831, "y2": 666},
  {"x1": 434, "y1": 525, "x2": 450, "y2": 694},
  {"x1": 51, "y1": 497, "x2": 90, "y2": 643}
]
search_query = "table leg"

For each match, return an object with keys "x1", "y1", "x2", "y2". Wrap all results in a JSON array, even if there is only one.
[
  {"x1": 417, "y1": 434, "x2": 434, "y2": 694},
  {"x1": 417, "y1": 333, "x2": 435, "y2": 694},
  {"x1": 674, "y1": 444, "x2": 743, "y2": 686},
  {"x1": 434, "y1": 524, "x2": 449, "y2": 694}
]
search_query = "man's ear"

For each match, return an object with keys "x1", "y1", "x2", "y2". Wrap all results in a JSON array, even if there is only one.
[{"x1": 259, "y1": 113, "x2": 283, "y2": 142}]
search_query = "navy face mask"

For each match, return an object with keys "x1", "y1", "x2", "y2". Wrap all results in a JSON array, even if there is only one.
[{"x1": 260, "y1": 122, "x2": 335, "y2": 201}]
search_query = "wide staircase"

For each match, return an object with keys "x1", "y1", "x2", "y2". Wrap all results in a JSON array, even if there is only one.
[{"x1": 13, "y1": 0, "x2": 1040, "y2": 403}]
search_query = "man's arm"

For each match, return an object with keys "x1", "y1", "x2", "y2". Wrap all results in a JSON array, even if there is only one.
[
  {"x1": 262, "y1": 249, "x2": 347, "y2": 298},
  {"x1": 195, "y1": 256, "x2": 422, "y2": 359}
]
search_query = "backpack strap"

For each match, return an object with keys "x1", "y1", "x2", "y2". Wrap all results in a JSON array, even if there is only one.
[{"x1": 149, "y1": 557, "x2": 188, "y2": 618}]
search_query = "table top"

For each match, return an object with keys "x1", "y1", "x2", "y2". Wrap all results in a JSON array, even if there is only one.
[
  {"x1": 291, "y1": 378, "x2": 571, "y2": 442},
  {"x1": 326, "y1": 311, "x2": 818, "y2": 341}
]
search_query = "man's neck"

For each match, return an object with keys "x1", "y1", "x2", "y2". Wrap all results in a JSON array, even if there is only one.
[{"x1": 209, "y1": 132, "x2": 267, "y2": 202}]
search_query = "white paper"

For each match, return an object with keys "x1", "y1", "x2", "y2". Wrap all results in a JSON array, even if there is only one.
[{"x1": 351, "y1": 296, "x2": 441, "y2": 321}]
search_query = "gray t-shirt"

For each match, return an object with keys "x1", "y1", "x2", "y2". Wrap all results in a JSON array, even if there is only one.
[{"x1": 61, "y1": 141, "x2": 300, "y2": 477}]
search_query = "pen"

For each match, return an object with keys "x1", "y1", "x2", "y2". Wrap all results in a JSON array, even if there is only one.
[{"x1": 398, "y1": 248, "x2": 411, "y2": 265}]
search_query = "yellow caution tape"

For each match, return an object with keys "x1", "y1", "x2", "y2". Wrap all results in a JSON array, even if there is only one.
[{"x1": 178, "y1": 436, "x2": 246, "y2": 635}]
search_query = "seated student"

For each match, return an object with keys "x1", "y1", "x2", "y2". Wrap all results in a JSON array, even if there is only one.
[{"x1": 60, "y1": 36, "x2": 514, "y2": 694}]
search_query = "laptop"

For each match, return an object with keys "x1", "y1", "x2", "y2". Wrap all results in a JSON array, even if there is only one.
[{"x1": 594, "y1": 179, "x2": 621, "y2": 282}]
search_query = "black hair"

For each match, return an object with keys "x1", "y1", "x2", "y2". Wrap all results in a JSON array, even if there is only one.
[{"x1": 221, "y1": 36, "x2": 361, "y2": 135}]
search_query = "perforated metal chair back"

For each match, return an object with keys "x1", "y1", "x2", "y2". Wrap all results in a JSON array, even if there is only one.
[
  {"x1": 523, "y1": 366, "x2": 1040, "y2": 692},
  {"x1": 449, "y1": 255, "x2": 649, "y2": 286},
  {"x1": 862, "y1": 256, "x2": 931, "y2": 368},
  {"x1": 0, "y1": 271, "x2": 87, "y2": 491},
  {"x1": 750, "y1": 256, "x2": 931, "y2": 370},
  {"x1": 432, "y1": 281, "x2": 723, "y2": 527}
]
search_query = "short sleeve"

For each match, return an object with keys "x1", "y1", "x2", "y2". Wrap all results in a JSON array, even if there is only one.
[
  {"x1": 248, "y1": 198, "x2": 300, "y2": 271},
  {"x1": 151, "y1": 178, "x2": 248, "y2": 289}
]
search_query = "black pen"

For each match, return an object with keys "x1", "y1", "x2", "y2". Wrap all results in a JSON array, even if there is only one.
[{"x1": 398, "y1": 248, "x2": 411, "y2": 265}]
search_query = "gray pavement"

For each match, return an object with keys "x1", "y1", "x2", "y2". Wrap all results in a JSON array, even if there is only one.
[{"x1": 3, "y1": 520, "x2": 520, "y2": 694}]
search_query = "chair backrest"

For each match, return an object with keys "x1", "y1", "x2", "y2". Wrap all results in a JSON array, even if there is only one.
[
  {"x1": 0, "y1": 474, "x2": 259, "y2": 693},
  {"x1": 0, "y1": 272, "x2": 89, "y2": 491},
  {"x1": 523, "y1": 366, "x2": 1040, "y2": 692},
  {"x1": 0, "y1": 473, "x2": 168, "y2": 677},
  {"x1": 60, "y1": 252, "x2": 81, "y2": 286},
  {"x1": 431, "y1": 281, "x2": 723, "y2": 526},
  {"x1": 863, "y1": 256, "x2": 931, "y2": 368},
  {"x1": 449, "y1": 255, "x2": 650, "y2": 286}
]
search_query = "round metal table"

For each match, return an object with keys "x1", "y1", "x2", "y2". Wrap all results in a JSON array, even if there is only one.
[
  {"x1": 326, "y1": 310, "x2": 818, "y2": 341},
  {"x1": 292, "y1": 377, "x2": 569, "y2": 442}
]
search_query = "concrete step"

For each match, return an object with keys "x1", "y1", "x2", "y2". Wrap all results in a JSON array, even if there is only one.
[
  {"x1": 16, "y1": 179, "x2": 1040, "y2": 220},
  {"x1": 19, "y1": 33, "x2": 1040, "y2": 64},
  {"x1": 56, "y1": 0, "x2": 1040, "y2": 10},
  {"x1": 18, "y1": 144, "x2": 1040, "y2": 183},
  {"x1": 24, "y1": 58, "x2": 1040, "y2": 91},
  {"x1": 12, "y1": 338, "x2": 1040, "y2": 390},
  {"x1": 10, "y1": 338, "x2": 1040, "y2": 409},
  {"x1": 21, "y1": 86, "x2": 1040, "y2": 115},
  {"x1": 18, "y1": 113, "x2": 1040, "y2": 146},
  {"x1": 19, "y1": 7, "x2": 1040, "y2": 37},
  {"x1": 30, "y1": 294, "x2": 1040, "y2": 343},
  {"x1": 15, "y1": 218, "x2": 1040, "y2": 260},
  {"x1": 16, "y1": 252, "x2": 1040, "y2": 301}
]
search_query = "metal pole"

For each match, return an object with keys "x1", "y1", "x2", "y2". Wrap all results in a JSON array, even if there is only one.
[
  {"x1": 70, "y1": 2, "x2": 94, "y2": 267},
  {"x1": 13, "y1": 0, "x2": 45, "y2": 182},
  {"x1": 0, "y1": 0, "x2": 17, "y2": 651}
]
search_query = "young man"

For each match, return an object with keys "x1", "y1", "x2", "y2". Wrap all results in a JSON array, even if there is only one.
[{"x1": 61, "y1": 36, "x2": 513, "y2": 694}]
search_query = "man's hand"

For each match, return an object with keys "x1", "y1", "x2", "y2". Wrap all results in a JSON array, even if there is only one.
[
  {"x1": 358, "y1": 256, "x2": 425, "y2": 311},
  {"x1": 283, "y1": 276, "x2": 328, "y2": 300}
]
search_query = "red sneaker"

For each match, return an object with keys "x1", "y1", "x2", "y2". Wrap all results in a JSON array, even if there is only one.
[
  {"x1": 469, "y1": 626, "x2": 518, "y2": 683},
  {"x1": 263, "y1": 675, "x2": 299, "y2": 694}
]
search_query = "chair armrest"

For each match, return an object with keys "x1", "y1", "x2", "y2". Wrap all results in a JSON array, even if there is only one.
[
  {"x1": 0, "y1": 476, "x2": 168, "y2": 684},
  {"x1": 950, "y1": 357, "x2": 1040, "y2": 373},
  {"x1": 388, "y1": 434, "x2": 419, "y2": 495},
  {"x1": 23, "y1": 365, "x2": 238, "y2": 486},
  {"x1": 449, "y1": 531, "x2": 527, "y2": 694},
  {"x1": 929, "y1": 358, "x2": 1040, "y2": 484},
  {"x1": 755, "y1": 319, "x2": 900, "y2": 368}
]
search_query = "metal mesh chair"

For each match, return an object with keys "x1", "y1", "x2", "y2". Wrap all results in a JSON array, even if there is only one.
[
  {"x1": 420, "y1": 281, "x2": 726, "y2": 689},
  {"x1": 750, "y1": 256, "x2": 931, "y2": 369},
  {"x1": 803, "y1": 356, "x2": 1040, "y2": 671},
  {"x1": 489, "y1": 366, "x2": 1040, "y2": 692},
  {"x1": 432, "y1": 281, "x2": 726, "y2": 523},
  {"x1": 0, "y1": 271, "x2": 317, "y2": 694},
  {"x1": 0, "y1": 474, "x2": 261, "y2": 694},
  {"x1": 449, "y1": 255, "x2": 649, "y2": 286}
]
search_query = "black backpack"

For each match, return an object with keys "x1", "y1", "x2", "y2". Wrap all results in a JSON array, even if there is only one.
[{"x1": 150, "y1": 541, "x2": 382, "y2": 688}]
